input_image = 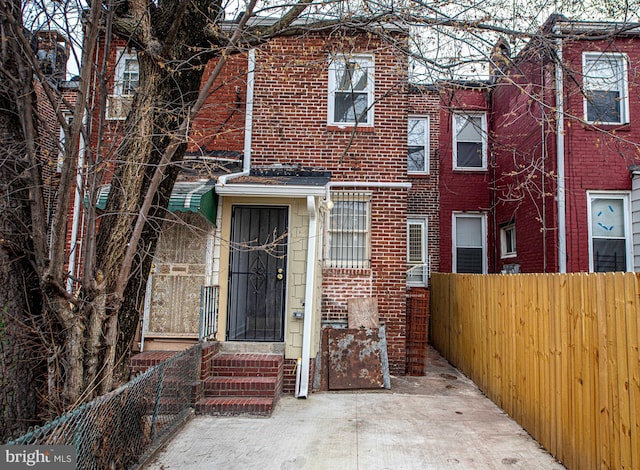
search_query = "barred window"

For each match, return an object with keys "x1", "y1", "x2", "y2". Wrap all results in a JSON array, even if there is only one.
[
  {"x1": 326, "y1": 192, "x2": 371, "y2": 268},
  {"x1": 407, "y1": 218, "x2": 428, "y2": 286}
]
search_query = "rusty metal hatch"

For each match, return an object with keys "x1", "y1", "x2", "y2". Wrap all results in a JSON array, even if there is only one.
[{"x1": 327, "y1": 326, "x2": 391, "y2": 390}]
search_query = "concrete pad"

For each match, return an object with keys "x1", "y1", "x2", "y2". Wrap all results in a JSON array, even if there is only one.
[{"x1": 144, "y1": 349, "x2": 565, "y2": 470}]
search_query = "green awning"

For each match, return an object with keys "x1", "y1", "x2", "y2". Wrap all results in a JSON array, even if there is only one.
[{"x1": 92, "y1": 181, "x2": 217, "y2": 224}]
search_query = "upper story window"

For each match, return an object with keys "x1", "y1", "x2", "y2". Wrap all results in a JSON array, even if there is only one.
[
  {"x1": 408, "y1": 117, "x2": 430, "y2": 174},
  {"x1": 453, "y1": 112, "x2": 487, "y2": 170},
  {"x1": 328, "y1": 55, "x2": 374, "y2": 126},
  {"x1": 587, "y1": 192, "x2": 631, "y2": 272},
  {"x1": 108, "y1": 49, "x2": 139, "y2": 120},
  {"x1": 326, "y1": 191, "x2": 371, "y2": 268},
  {"x1": 115, "y1": 50, "x2": 139, "y2": 96},
  {"x1": 583, "y1": 53, "x2": 629, "y2": 125}
]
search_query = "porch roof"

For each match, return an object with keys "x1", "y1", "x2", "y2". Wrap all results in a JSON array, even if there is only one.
[
  {"x1": 93, "y1": 180, "x2": 218, "y2": 224},
  {"x1": 216, "y1": 167, "x2": 331, "y2": 197}
]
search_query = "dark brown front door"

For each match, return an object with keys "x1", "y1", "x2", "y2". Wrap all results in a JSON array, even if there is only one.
[{"x1": 227, "y1": 205, "x2": 288, "y2": 341}]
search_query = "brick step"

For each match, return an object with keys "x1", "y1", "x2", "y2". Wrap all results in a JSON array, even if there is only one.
[
  {"x1": 211, "y1": 353, "x2": 283, "y2": 378},
  {"x1": 203, "y1": 376, "x2": 278, "y2": 397},
  {"x1": 130, "y1": 351, "x2": 177, "y2": 376},
  {"x1": 195, "y1": 397, "x2": 276, "y2": 416}
]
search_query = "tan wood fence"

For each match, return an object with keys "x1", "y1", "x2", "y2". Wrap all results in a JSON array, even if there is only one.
[{"x1": 430, "y1": 272, "x2": 640, "y2": 470}]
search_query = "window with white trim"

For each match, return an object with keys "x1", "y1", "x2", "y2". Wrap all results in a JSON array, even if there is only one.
[
  {"x1": 453, "y1": 213, "x2": 486, "y2": 273},
  {"x1": 326, "y1": 192, "x2": 371, "y2": 268},
  {"x1": 57, "y1": 113, "x2": 72, "y2": 172},
  {"x1": 408, "y1": 117, "x2": 429, "y2": 174},
  {"x1": 500, "y1": 223, "x2": 516, "y2": 258},
  {"x1": 115, "y1": 50, "x2": 139, "y2": 96},
  {"x1": 588, "y1": 193, "x2": 632, "y2": 272},
  {"x1": 328, "y1": 55, "x2": 374, "y2": 126},
  {"x1": 583, "y1": 53, "x2": 628, "y2": 125},
  {"x1": 107, "y1": 49, "x2": 139, "y2": 120},
  {"x1": 407, "y1": 218, "x2": 428, "y2": 286},
  {"x1": 453, "y1": 112, "x2": 487, "y2": 170}
]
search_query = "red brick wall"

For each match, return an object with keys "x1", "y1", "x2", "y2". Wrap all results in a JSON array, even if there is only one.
[
  {"x1": 561, "y1": 38, "x2": 640, "y2": 272},
  {"x1": 491, "y1": 36, "x2": 640, "y2": 273},
  {"x1": 249, "y1": 33, "x2": 409, "y2": 374},
  {"x1": 94, "y1": 30, "x2": 413, "y2": 373},
  {"x1": 408, "y1": 88, "x2": 440, "y2": 274},
  {"x1": 438, "y1": 85, "x2": 492, "y2": 273},
  {"x1": 491, "y1": 51, "x2": 559, "y2": 273}
]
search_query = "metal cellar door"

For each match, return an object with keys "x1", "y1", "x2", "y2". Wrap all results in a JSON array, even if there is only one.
[{"x1": 227, "y1": 205, "x2": 288, "y2": 341}]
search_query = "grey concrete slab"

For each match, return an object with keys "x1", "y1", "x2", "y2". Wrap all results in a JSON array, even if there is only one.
[{"x1": 144, "y1": 349, "x2": 565, "y2": 470}]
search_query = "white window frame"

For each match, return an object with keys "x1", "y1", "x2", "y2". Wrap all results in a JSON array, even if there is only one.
[
  {"x1": 325, "y1": 192, "x2": 372, "y2": 268},
  {"x1": 328, "y1": 54, "x2": 374, "y2": 127},
  {"x1": 57, "y1": 113, "x2": 72, "y2": 172},
  {"x1": 587, "y1": 191, "x2": 632, "y2": 272},
  {"x1": 408, "y1": 116, "x2": 430, "y2": 174},
  {"x1": 452, "y1": 112, "x2": 488, "y2": 171},
  {"x1": 500, "y1": 223, "x2": 516, "y2": 259},
  {"x1": 114, "y1": 49, "x2": 139, "y2": 97},
  {"x1": 107, "y1": 49, "x2": 139, "y2": 120},
  {"x1": 407, "y1": 217, "x2": 428, "y2": 286},
  {"x1": 582, "y1": 52, "x2": 629, "y2": 125},
  {"x1": 452, "y1": 212, "x2": 487, "y2": 274}
]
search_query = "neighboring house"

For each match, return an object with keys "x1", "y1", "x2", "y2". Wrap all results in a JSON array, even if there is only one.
[
  {"x1": 435, "y1": 16, "x2": 640, "y2": 275},
  {"x1": 437, "y1": 83, "x2": 492, "y2": 274}
]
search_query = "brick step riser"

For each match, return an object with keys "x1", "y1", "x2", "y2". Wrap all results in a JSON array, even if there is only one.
[
  {"x1": 212, "y1": 359, "x2": 283, "y2": 369},
  {"x1": 210, "y1": 367, "x2": 282, "y2": 378},
  {"x1": 195, "y1": 399, "x2": 274, "y2": 416},
  {"x1": 203, "y1": 382, "x2": 278, "y2": 393}
]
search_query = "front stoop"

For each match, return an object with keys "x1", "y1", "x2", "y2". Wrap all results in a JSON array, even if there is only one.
[{"x1": 195, "y1": 353, "x2": 284, "y2": 416}]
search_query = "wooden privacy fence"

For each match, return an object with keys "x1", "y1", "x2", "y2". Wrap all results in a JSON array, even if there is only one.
[{"x1": 430, "y1": 272, "x2": 640, "y2": 470}]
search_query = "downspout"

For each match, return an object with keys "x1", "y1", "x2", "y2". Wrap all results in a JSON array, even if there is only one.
[
  {"x1": 297, "y1": 195, "x2": 317, "y2": 398},
  {"x1": 217, "y1": 48, "x2": 255, "y2": 186},
  {"x1": 66, "y1": 110, "x2": 87, "y2": 293},
  {"x1": 554, "y1": 30, "x2": 567, "y2": 273}
]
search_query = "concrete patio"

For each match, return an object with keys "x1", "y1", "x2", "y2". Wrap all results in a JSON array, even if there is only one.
[{"x1": 144, "y1": 349, "x2": 565, "y2": 469}]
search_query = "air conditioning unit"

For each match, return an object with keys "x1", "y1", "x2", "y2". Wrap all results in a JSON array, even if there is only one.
[{"x1": 106, "y1": 95, "x2": 133, "y2": 120}]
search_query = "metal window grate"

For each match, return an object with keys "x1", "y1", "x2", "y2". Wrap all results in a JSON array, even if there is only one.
[{"x1": 327, "y1": 191, "x2": 371, "y2": 268}]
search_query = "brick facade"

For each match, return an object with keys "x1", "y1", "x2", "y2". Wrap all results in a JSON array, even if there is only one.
[
  {"x1": 489, "y1": 23, "x2": 640, "y2": 273},
  {"x1": 438, "y1": 84, "x2": 492, "y2": 273}
]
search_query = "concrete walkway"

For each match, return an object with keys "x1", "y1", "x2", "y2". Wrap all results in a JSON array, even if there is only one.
[{"x1": 144, "y1": 349, "x2": 565, "y2": 469}]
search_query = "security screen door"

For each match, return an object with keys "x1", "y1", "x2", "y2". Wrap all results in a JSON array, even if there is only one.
[{"x1": 227, "y1": 206, "x2": 288, "y2": 341}]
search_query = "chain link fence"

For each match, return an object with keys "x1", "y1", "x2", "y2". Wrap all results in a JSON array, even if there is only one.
[{"x1": 6, "y1": 344, "x2": 202, "y2": 469}]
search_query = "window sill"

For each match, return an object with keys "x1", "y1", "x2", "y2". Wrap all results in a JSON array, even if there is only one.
[
  {"x1": 408, "y1": 172, "x2": 431, "y2": 178},
  {"x1": 453, "y1": 168, "x2": 488, "y2": 173},
  {"x1": 327, "y1": 125, "x2": 375, "y2": 133},
  {"x1": 582, "y1": 122, "x2": 631, "y2": 132},
  {"x1": 323, "y1": 266, "x2": 372, "y2": 276}
]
